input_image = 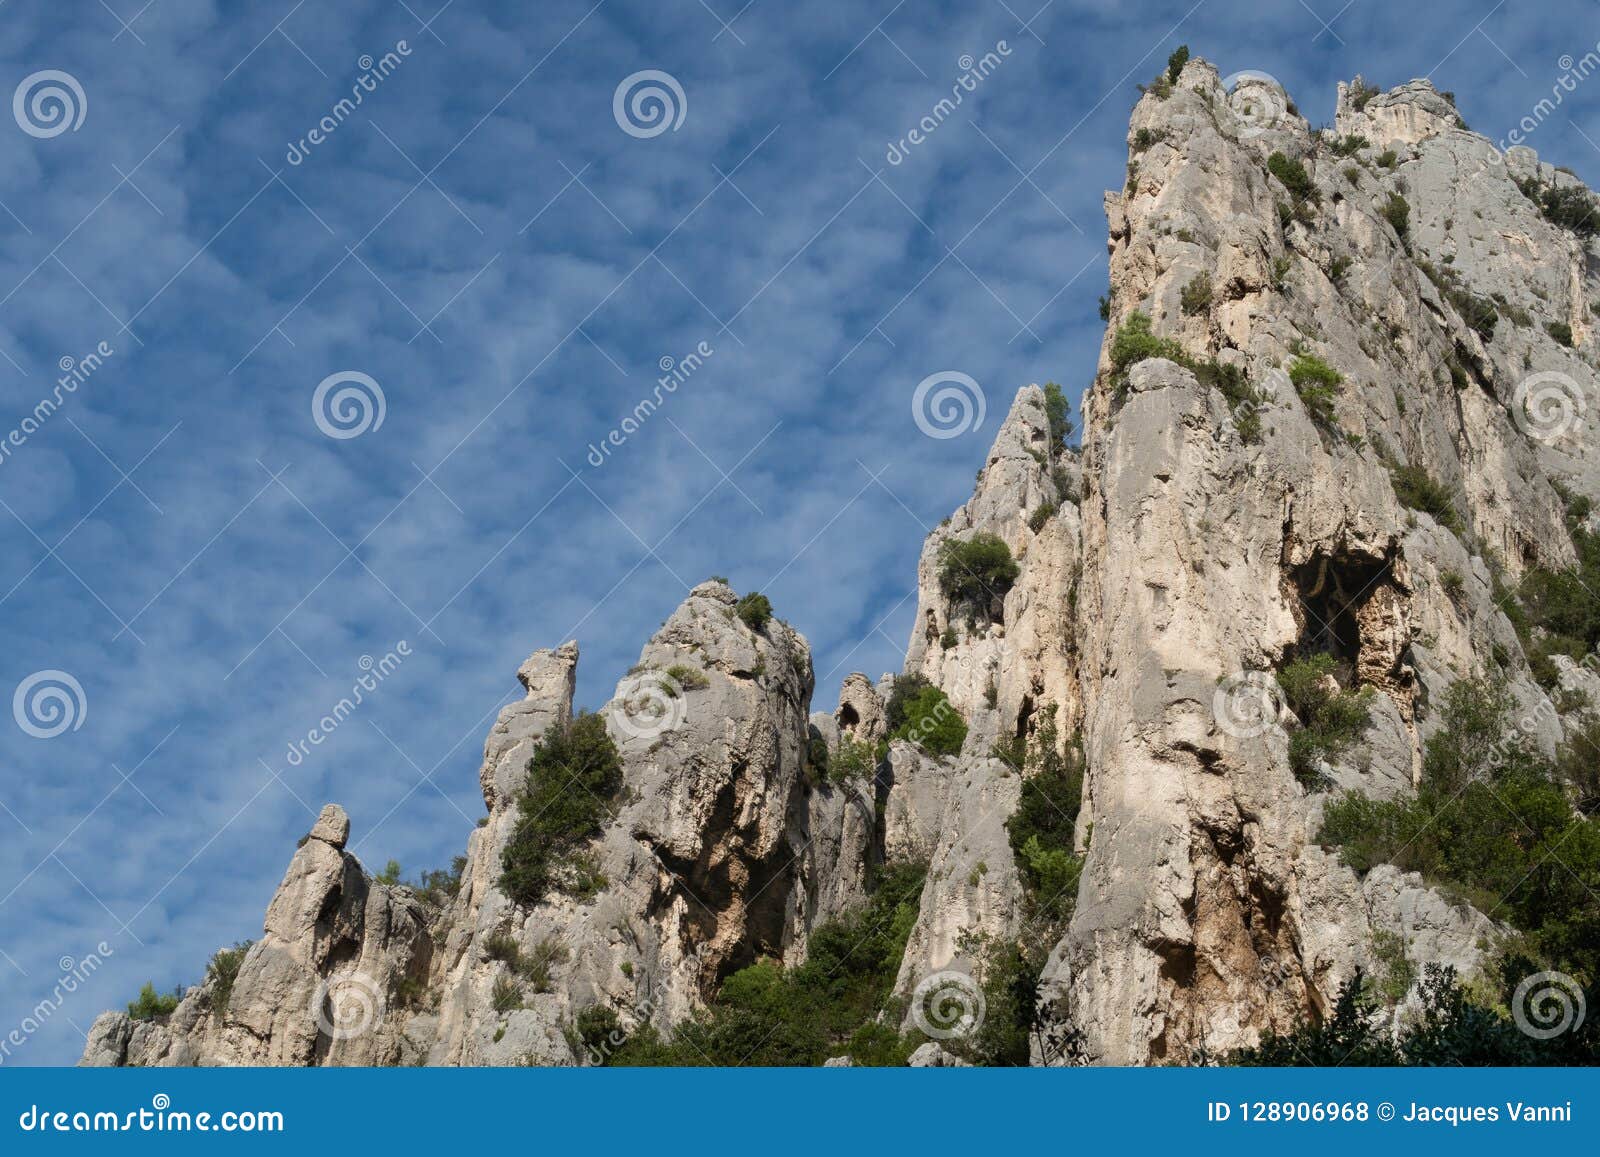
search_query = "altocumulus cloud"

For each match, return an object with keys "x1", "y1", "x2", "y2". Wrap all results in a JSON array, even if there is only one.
[{"x1": 0, "y1": 0, "x2": 1594, "y2": 1062}]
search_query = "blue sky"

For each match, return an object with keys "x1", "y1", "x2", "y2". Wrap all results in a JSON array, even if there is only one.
[{"x1": 1, "y1": 0, "x2": 1596, "y2": 1065}]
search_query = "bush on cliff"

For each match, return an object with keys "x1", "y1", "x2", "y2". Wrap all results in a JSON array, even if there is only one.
[
  {"x1": 1318, "y1": 678, "x2": 1600, "y2": 974},
  {"x1": 499, "y1": 713, "x2": 623, "y2": 907}
]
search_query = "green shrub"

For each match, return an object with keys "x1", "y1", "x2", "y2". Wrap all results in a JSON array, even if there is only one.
[
  {"x1": 1109, "y1": 310, "x2": 1184, "y2": 370},
  {"x1": 1108, "y1": 311, "x2": 1186, "y2": 397},
  {"x1": 491, "y1": 974, "x2": 523, "y2": 1014},
  {"x1": 1277, "y1": 654, "x2": 1373, "y2": 787},
  {"x1": 375, "y1": 859, "x2": 403, "y2": 886},
  {"x1": 1287, "y1": 353, "x2": 1343, "y2": 428},
  {"x1": 1381, "y1": 192, "x2": 1410, "y2": 239},
  {"x1": 1348, "y1": 77, "x2": 1380, "y2": 112},
  {"x1": 953, "y1": 938, "x2": 1052, "y2": 1066},
  {"x1": 1028, "y1": 502, "x2": 1057, "y2": 533},
  {"x1": 1329, "y1": 133, "x2": 1369, "y2": 157},
  {"x1": 1390, "y1": 463, "x2": 1461, "y2": 532},
  {"x1": 1180, "y1": 271, "x2": 1212, "y2": 315},
  {"x1": 663, "y1": 664, "x2": 709, "y2": 692},
  {"x1": 127, "y1": 982, "x2": 181, "y2": 1021},
  {"x1": 1318, "y1": 678, "x2": 1600, "y2": 973},
  {"x1": 499, "y1": 713, "x2": 624, "y2": 907},
  {"x1": 1131, "y1": 127, "x2": 1168, "y2": 153},
  {"x1": 1004, "y1": 707, "x2": 1084, "y2": 926},
  {"x1": 886, "y1": 678, "x2": 967, "y2": 758},
  {"x1": 1376, "y1": 149, "x2": 1398, "y2": 168},
  {"x1": 483, "y1": 932, "x2": 568, "y2": 993},
  {"x1": 736, "y1": 592, "x2": 773, "y2": 631},
  {"x1": 484, "y1": 930, "x2": 521, "y2": 965},
  {"x1": 1140, "y1": 75, "x2": 1172, "y2": 101},
  {"x1": 829, "y1": 736, "x2": 879, "y2": 783},
  {"x1": 1193, "y1": 360, "x2": 1266, "y2": 444},
  {"x1": 1449, "y1": 288, "x2": 1498, "y2": 341},
  {"x1": 405, "y1": 857, "x2": 466, "y2": 906},
  {"x1": 1439, "y1": 568, "x2": 1465, "y2": 600},
  {"x1": 205, "y1": 942, "x2": 252, "y2": 1016},
  {"x1": 1228, "y1": 963, "x2": 1599, "y2": 1065},
  {"x1": 1530, "y1": 182, "x2": 1600, "y2": 237},
  {"x1": 1517, "y1": 529, "x2": 1600, "y2": 689},
  {"x1": 1547, "y1": 321, "x2": 1574, "y2": 347},
  {"x1": 1554, "y1": 717, "x2": 1600, "y2": 815},
  {"x1": 804, "y1": 731, "x2": 830, "y2": 784},
  {"x1": 884, "y1": 673, "x2": 932, "y2": 733},
  {"x1": 1106, "y1": 314, "x2": 1264, "y2": 442},
  {"x1": 573, "y1": 1005, "x2": 624, "y2": 1059},
  {"x1": 937, "y1": 532, "x2": 1020, "y2": 611},
  {"x1": 604, "y1": 863, "x2": 927, "y2": 1066},
  {"x1": 1267, "y1": 151, "x2": 1318, "y2": 206},
  {"x1": 1166, "y1": 45, "x2": 1189, "y2": 84},
  {"x1": 1042, "y1": 381, "x2": 1073, "y2": 448}
]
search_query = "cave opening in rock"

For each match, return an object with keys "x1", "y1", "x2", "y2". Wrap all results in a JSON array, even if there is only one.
[{"x1": 1284, "y1": 550, "x2": 1393, "y2": 684}]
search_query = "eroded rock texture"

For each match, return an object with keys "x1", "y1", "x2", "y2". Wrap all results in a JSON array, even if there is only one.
[{"x1": 84, "y1": 63, "x2": 1597, "y2": 1067}]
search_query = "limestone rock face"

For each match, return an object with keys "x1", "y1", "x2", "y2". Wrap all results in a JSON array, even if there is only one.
[
  {"x1": 83, "y1": 61, "x2": 1596, "y2": 1069},
  {"x1": 883, "y1": 386, "x2": 1083, "y2": 1013},
  {"x1": 82, "y1": 804, "x2": 434, "y2": 1066},
  {"x1": 425, "y1": 580, "x2": 871, "y2": 1065},
  {"x1": 1050, "y1": 59, "x2": 1592, "y2": 1063}
]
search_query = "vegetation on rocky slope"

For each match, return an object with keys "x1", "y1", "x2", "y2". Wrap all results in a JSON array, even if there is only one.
[
  {"x1": 499, "y1": 713, "x2": 624, "y2": 907},
  {"x1": 937, "y1": 532, "x2": 1020, "y2": 615},
  {"x1": 885, "y1": 673, "x2": 968, "y2": 757},
  {"x1": 1276, "y1": 654, "x2": 1373, "y2": 788},
  {"x1": 1319, "y1": 678, "x2": 1600, "y2": 976},
  {"x1": 1226, "y1": 963, "x2": 1598, "y2": 1065},
  {"x1": 586, "y1": 863, "x2": 929, "y2": 1066}
]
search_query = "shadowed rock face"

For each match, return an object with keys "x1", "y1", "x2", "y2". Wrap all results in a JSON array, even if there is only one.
[{"x1": 83, "y1": 63, "x2": 1598, "y2": 1067}]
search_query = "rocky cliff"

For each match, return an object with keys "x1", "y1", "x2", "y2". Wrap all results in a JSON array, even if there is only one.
[{"x1": 83, "y1": 63, "x2": 1599, "y2": 1066}]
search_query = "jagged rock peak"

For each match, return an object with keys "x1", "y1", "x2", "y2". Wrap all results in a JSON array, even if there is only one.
[{"x1": 308, "y1": 803, "x2": 349, "y2": 849}]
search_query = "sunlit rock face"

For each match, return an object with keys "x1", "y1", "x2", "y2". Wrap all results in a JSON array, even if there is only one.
[{"x1": 83, "y1": 63, "x2": 1599, "y2": 1067}]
